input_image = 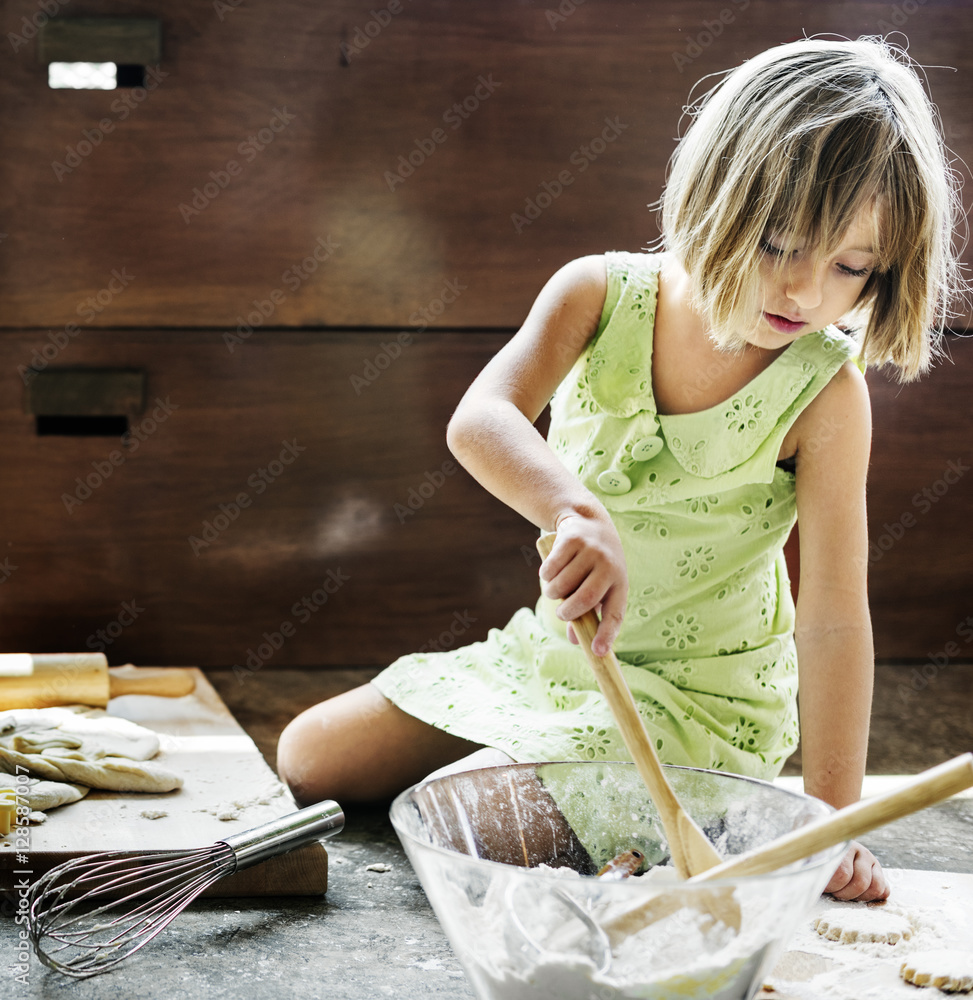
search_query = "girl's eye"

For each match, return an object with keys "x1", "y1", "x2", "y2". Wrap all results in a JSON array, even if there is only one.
[
  {"x1": 837, "y1": 263, "x2": 872, "y2": 278},
  {"x1": 760, "y1": 238, "x2": 786, "y2": 258}
]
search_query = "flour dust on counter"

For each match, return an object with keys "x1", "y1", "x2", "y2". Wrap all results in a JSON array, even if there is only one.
[{"x1": 760, "y1": 870, "x2": 973, "y2": 999}]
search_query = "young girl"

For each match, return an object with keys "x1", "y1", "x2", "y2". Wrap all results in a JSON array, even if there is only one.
[{"x1": 278, "y1": 37, "x2": 962, "y2": 903}]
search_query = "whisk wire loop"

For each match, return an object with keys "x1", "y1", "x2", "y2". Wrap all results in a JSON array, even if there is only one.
[
  {"x1": 29, "y1": 844, "x2": 235, "y2": 977},
  {"x1": 27, "y1": 799, "x2": 344, "y2": 979}
]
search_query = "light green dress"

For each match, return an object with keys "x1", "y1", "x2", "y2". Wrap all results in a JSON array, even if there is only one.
[{"x1": 374, "y1": 251, "x2": 857, "y2": 781}]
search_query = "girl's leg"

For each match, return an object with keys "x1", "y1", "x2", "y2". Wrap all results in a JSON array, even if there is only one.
[{"x1": 276, "y1": 682, "x2": 485, "y2": 805}]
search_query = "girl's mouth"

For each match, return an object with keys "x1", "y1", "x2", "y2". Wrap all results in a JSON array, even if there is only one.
[{"x1": 763, "y1": 312, "x2": 806, "y2": 335}]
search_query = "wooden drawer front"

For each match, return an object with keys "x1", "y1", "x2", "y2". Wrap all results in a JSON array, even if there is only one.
[
  {"x1": 0, "y1": 331, "x2": 539, "y2": 667},
  {"x1": 1, "y1": 0, "x2": 971, "y2": 329}
]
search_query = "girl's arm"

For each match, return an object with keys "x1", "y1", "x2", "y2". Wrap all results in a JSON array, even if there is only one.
[
  {"x1": 446, "y1": 255, "x2": 627, "y2": 656},
  {"x1": 792, "y1": 360, "x2": 888, "y2": 900}
]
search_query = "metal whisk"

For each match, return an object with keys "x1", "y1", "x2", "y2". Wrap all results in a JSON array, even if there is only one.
[{"x1": 28, "y1": 799, "x2": 344, "y2": 978}]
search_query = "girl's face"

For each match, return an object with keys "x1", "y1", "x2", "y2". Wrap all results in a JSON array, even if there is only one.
[{"x1": 746, "y1": 207, "x2": 879, "y2": 350}]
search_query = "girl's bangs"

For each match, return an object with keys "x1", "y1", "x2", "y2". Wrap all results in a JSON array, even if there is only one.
[{"x1": 771, "y1": 109, "x2": 899, "y2": 259}]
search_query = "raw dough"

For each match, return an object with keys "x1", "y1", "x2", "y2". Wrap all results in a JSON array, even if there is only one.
[
  {"x1": 0, "y1": 772, "x2": 88, "y2": 817},
  {"x1": 0, "y1": 706, "x2": 181, "y2": 793},
  {"x1": 813, "y1": 906, "x2": 912, "y2": 945},
  {"x1": 900, "y1": 950, "x2": 973, "y2": 993}
]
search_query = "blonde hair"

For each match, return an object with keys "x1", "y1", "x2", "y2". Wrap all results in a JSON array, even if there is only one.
[{"x1": 660, "y1": 37, "x2": 965, "y2": 381}]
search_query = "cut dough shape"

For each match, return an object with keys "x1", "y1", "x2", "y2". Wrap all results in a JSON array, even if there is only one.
[
  {"x1": 769, "y1": 949, "x2": 835, "y2": 982},
  {"x1": 900, "y1": 950, "x2": 973, "y2": 993},
  {"x1": 813, "y1": 906, "x2": 912, "y2": 945}
]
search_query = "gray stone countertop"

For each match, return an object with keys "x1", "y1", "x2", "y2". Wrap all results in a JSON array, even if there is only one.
[{"x1": 3, "y1": 664, "x2": 970, "y2": 999}]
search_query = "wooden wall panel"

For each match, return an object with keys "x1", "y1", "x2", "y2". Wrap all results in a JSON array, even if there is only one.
[
  {"x1": 1, "y1": 1, "x2": 971, "y2": 667},
  {"x1": 0, "y1": 0, "x2": 970, "y2": 329},
  {"x1": 0, "y1": 331, "x2": 969, "y2": 666},
  {"x1": 0, "y1": 332, "x2": 541, "y2": 667},
  {"x1": 867, "y1": 335, "x2": 973, "y2": 659}
]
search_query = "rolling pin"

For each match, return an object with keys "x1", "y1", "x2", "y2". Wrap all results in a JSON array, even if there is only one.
[{"x1": 0, "y1": 654, "x2": 196, "y2": 710}]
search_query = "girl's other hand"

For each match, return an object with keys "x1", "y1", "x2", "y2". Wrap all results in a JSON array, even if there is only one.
[
  {"x1": 825, "y1": 840, "x2": 890, "y2": 902},
  {"x1": 539, "y1": 513, "x2": 628, "y2": 657}
]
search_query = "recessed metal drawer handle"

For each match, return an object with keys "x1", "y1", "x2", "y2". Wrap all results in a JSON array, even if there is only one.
[
  {"x1": 38, "y1": 17, "x2": 161, "y2": 89},
  {"x1": 28, "y1": 367, "x2": 146, "y2": 437}
]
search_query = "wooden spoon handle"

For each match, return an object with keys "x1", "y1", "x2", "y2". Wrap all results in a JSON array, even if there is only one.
[
  {"x1": 567, "y1": 610, "x2": 705, "y2": 854},
  {"x1": 690, "y1": 753, "x2": 973, "y2": 883},
  {"x1": 536, "y1": 532, "x2": 723, "y2": 876}
]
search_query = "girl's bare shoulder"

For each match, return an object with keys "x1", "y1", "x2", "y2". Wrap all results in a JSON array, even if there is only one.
[
  {"x1": 539, "y1": 254, "x2": 608, "y2": 315},
  {"x1": 514, "y1": 255, "x2": 609, "y2": 358},
  {"x1": 815, "y1": 359, "x2": 870, "y2": 418},
  {"x1": 794, "y1": 359, "x2": 871, "y2": 466}
]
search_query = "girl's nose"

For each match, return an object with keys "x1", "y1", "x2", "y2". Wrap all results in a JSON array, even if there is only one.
[{"x1": 785, "y1": 259, "x2": 824, "y2": 310}]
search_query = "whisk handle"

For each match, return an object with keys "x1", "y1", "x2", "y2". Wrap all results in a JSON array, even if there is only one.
[{"x1": 219, "y1": 799, "x2": 345, "y2": 872}]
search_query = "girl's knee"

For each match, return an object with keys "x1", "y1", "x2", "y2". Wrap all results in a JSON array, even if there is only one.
[
  {"x1": 276, "y1": 684, "x2": 420, "y2": 805},
  {"x1": 276, "y1": 689, "x2": 366, "y2": 804},
  {"x1": 278, "y1": 682, "x2": 501, "y2": 805},
  {"x1": 276, "y1": 707, "x2": 327, "y2": 805}
]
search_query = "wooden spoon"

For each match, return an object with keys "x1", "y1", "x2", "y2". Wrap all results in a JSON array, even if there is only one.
[{"x1": 535, "y1": 532, "x2": 722, "y2": 879}]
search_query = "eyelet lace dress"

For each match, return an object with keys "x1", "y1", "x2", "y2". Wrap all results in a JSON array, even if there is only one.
[{"x1": 373, "y1": 251, "x2": 857, "y2": 781}]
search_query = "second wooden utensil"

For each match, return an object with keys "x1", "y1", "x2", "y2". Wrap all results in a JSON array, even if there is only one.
[
  {"x1": 602, "y1": 753, "x2": 973, "y2": 943},
  {"x1": 691, "y1": 751, "x2": 973, "y2": 883}
]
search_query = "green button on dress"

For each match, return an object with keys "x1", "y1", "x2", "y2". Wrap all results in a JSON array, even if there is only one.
[{"x1": 373, "y1": 252, "x2": 858, "y2": 781}]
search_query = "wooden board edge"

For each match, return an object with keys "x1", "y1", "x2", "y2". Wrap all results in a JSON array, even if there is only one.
[{"x1": 1, "y1": 842, "x2": 329, "y2": 897}]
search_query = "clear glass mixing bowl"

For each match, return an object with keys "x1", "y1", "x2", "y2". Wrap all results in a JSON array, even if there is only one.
[{"x1": 390, "y1": 761, "x2": 845, "y2": 1000}]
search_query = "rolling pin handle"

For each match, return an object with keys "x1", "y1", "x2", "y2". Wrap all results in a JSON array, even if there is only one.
[{"x1": 107, "y1": 667, "x2": 196, "y2": 699}]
